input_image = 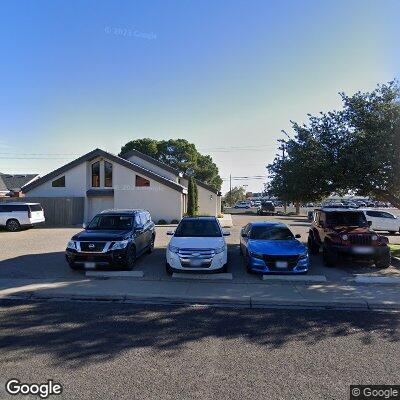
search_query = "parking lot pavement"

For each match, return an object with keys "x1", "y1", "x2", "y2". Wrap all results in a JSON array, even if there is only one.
[{"x1": 0, "y1": 212, "x2": 399, "y2": 282}]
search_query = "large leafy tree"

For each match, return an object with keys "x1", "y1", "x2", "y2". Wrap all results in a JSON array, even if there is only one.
[
  {"x1": 267, "y1": 81, "x2": 400, "y2": 209},
  {"x1": 224, "y1": 186, "x2": 246, "y2": 206},
  {"x1": 119, "y1": 138, "x2": 222, "y2": 190},
  {"x1": 338, "y1": 82, "x2": 400, "y2": 207}
]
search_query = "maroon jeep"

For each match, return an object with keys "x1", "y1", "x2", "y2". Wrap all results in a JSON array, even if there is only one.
[{"x1": 308, "y1": 208, "x2": 391, "y2": 268}]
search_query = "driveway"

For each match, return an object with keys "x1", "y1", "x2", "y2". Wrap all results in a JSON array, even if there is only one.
[{"x1": 0, "y1": 214, "x2": 399, "y2": 282}]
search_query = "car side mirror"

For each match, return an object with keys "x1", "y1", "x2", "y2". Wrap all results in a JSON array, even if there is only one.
[
  {"x1": 167, "y1": 231, "x2": 175, "y2": 236},
  {"x1": 295, "y1": 234, "x2": 301, "y2": 238},
  {"x1": 223, "y1": 231, "x2": 230, "y2": 236},
  {"x1": 241, "y1": 233, "x2": 248, "y2": 238},
  {"x1": 82, "y1": 222, "x2": 87, "y2": 229}
]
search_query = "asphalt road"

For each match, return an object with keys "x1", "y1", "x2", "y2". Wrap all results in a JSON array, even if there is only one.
[
  {"x1": 0, "y1": 213, "x2": 399, "y2": 281},
  {"x1": 0, "y1": 299, "x2": 398, "y2": 400}
]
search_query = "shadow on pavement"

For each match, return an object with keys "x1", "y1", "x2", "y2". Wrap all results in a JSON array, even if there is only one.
[{"x1": 0, "y1": 299, "x2": 398, "y2": 369}]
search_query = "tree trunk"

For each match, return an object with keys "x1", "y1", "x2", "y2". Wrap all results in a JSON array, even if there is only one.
[{"x1": 295, "y1": 201, "x2": 300, "y2": 215}]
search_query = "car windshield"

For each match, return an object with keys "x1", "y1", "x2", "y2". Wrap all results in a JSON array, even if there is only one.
[
  {"x1": 326, "y1": 212, "x2": 368, "y2": 227},
  {"x1": 87, "y1": 215, "x2": 133, "y2": 230},
  {"x1": 250, "y1": 226, "x2": 294, "y2": 240},
  {"x1": 174, "y1": 219, "x2": 222, "y2": 237}
]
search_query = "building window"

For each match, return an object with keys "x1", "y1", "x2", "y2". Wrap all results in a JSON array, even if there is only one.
[
  {"x1": 52, "y1": 176, "x2": 65, "y2": 187},
  {"x1": 104, "y1": 161, "x2": 113, "y2": 187},
  {"x1": 92, "y1": 161, "x2": 100, "y2": 187},
  {"x1": 135, "y1": 175, "x2": 150, "y2": 187}
]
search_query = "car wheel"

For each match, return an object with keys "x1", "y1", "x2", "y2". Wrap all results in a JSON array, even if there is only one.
[
  {"x1": 147, "y1": 235, "x2": 155, "y2": 254},
  {"x1": 245, "y1": 250, "x2": 253, "y2": 273},
  {"x1": 165, "y1": 262, "x2": 174, "y2": 275},
  {"x1": 375, "y1": 251, "x2": 391, "y2": 269},
  {"x1": 322, "y1": 246, "x2": 337, "y2": 267},
  {"x1": 389, "y1": 231, "x2": 396, "y2": 235},
  {"x1": 125, "y1": 246, "x2": 136, "y2": 270},
  {"x1": 6, "y1": 219, "x2": 21, "y2": 232},
  {"x1": 307, "y1": 235, "x2": 319, "y2": 255},
  {"x1": 68, "y1": 262, "x2": 81, "y2": 271}
]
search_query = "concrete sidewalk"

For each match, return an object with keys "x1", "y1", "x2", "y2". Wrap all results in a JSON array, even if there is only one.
[{"x1": 0, "y1": 277, "x2": 399, "y2": 310}]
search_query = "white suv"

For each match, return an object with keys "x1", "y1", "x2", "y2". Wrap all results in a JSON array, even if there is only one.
[
  {"x1": 360, "y1": 209, "x2": 400, "y2": 234},
  {"x1": 166, "y1": 216, "x2": 230, "y2": 274},
  {"x1": 0, "y1": 202, "x2": 45, "y2": 231}
]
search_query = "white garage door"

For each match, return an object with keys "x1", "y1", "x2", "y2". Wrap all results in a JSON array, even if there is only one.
[{"x1": 88, "y1": 197, "x2": 114, "y2": 221}]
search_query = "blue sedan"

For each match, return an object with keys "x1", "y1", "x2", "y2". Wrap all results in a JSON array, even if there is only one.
[{"x1": 240, "y1": 222, "x2": 309, "y2": 274}]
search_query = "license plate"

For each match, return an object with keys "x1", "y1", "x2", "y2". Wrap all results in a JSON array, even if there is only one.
[
  {"x1": 84, "y1": 262, "x2": 96, "y2": 269},
  {"x1": 276, "y1": 261, "x2": 288, "y2": 269},
  {"x1": 353, "y1": 247, "x2": 373, "y2": 254},
  {"x1": 191, "y1": 259, "x2": 203, "y2": 267}
]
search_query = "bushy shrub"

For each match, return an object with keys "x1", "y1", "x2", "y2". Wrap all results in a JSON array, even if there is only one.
[
  {"x1": 158, "y1": 219, "x2": 168, "y2": 225},
  {"x1": 170, "y1": 219, "x2": 180, "y2": 224}
]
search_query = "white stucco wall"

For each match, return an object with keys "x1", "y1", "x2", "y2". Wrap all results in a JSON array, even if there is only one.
[
  {"x1": 24, "y1": 163, "x2": 87, "y2": 197},
  {"x1": 113, "y1": 163, "x2": 183, "y2": 222},
  {"x1": 125, "y1": 155, "x2": 179, "y2": 183}
]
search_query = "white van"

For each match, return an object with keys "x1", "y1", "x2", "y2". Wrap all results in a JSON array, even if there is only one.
[
  {"x1": 0, "y1": 202, "x2": 45, "y2": 231},
  {"x1": 360, "y1": 209, "x2": 400, "y2": 234}
]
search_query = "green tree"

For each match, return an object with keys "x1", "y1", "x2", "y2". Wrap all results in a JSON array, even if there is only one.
[
  {"x1": 267, "y1": 81, "x2": 400, "y2": 209},
  {"x1": 337, "y1": 81, "x2": 400, "y2": 207},
  {"x1": 119, "y1": 138, "x2": 222, "y2": 190},
  {"x1": 224, "y1": 186, "x2": 246, "y2": 206},
  {"x1": 187, "y1": 176, "x2": 198, "y2": 216}
]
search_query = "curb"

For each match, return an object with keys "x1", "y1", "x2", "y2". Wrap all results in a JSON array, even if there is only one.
[
  {"x1": 172, "y1": 273, "x2": 233, "y2": 281},
  {"x1": 3, "y1": 292, "x2": 398, "y2": 311},
  {"x1": 85, "y1": 271, "x2": 144, "y2": 279},
  {"x1": 261, "y1": 275, "x2": 327, "y2": 283},
  {"x1": 354, "y1": 275, "x2": 400, "y2": 284}
]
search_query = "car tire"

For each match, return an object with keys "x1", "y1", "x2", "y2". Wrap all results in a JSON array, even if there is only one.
[
  {"x1": 375, "y1": 251, "x2": 391, "y2": 269},
  {"x1": 68, "y1": 262, "x2": 81, "y2": 271},
  {"x1": 6, "y1": 219, "x2": 21, "y2": 232},
  {"x1": 165, "y1": 262, "x2": 174, "y2": 275},
  {"x1": 245, "y1": 250, "x2": 253, "y2": 273},
  {"x1": 307, "y1": 234, "x2": 319, "y2": 255},
  {"x1": 124, "y1": 246, "x2": 136, "y2": 271},
  {"x1": 389, "y1": 231, "x2": 396, "y2": 235},
  {"x1": 322, "y1": 246, "x2": 337, "y2": 267},
  {"x1": 147, "y1": 235, "x2": 155, "y2": 254}
]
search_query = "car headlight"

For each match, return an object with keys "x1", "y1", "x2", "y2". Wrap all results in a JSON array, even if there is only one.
[
  {"x1": 111, "y1": 240, "x2": 129, "y2": 250},
  {"x1": 341, "y1": 234, "x2": 349, "y2": 241},
  {"x1": 299, "y1": 251, "x2": 309, "y2": 260},
  {"x1": 372, "y1": 235, "x2": 378, "y2": 241},
  {"x1": 214, "y1": 245, "x2": 226, "y2": 254},
  {"x1": 168, "y1": 244, "x2": 179, "y2": 253},
  {"x1": 67, "y1": 240, "x2": 76, "y2": 250},
  {"x1": 249, "y1": 251, "x2": 264, "y2": 259}
]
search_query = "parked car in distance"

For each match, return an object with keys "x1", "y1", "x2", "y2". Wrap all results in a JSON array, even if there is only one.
[
  {"x1": 65, "y1": 209, "x2": 155, "y2": 270},
  {"x1": 234, "y1": 201, "x2": 251, "y2": 209},
  {"x1": 308, "y1": 208, "x2": 390, "y2": 268},
  {"x1": 257, "y1": 201, "x2": 276, "y2": 215},
  {"x1": 0, "y1": 202, "x2": 45, "y2": 231},
  {"x1": 240, "y1": 222, "x2": 309, "y2": 274},
  {"x1": 360, "y1": 209, "x2": 400, "y2": 234},
  {"x1": 165, "y1": 216, "x2": 230, "y2": 274}
]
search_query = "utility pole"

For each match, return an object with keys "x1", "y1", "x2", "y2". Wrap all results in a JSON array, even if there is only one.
[
  {"x1": 278, "y1": 139, "x2": 287, "y2": 213},
  {"x1": 229, "y1": 174, "x2": 232, "y2": 206}
]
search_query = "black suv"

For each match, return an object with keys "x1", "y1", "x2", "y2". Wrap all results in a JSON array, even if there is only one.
[
  {"x1": 66, "y1": 209, "x2": 155, "y2": 270},
  {"x1": 308, "y1": 208, "x2": 390, "y2": 268}
]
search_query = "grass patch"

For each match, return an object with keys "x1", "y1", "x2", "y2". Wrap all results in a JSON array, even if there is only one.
[{"x1": 389, "y1": 244, "x2": 400, "y2": 258}]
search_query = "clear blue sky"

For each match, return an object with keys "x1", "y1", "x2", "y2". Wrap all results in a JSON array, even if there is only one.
[{"x1": 1, "y1": 0, "x2": 399, "y2": 193}]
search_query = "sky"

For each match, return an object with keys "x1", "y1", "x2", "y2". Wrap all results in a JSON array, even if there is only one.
[{"x1": 0, "y1": 0, "x2": 399, "y2": 193}]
